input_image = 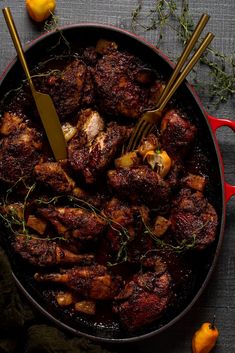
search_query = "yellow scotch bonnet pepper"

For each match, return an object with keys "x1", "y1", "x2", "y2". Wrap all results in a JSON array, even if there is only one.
[
  {"x1": 192, "y1": 322, "x2": 219, "y2": 353},
  {"x1": 26, "y1": 0, "x2": 56, "y2": 22}
]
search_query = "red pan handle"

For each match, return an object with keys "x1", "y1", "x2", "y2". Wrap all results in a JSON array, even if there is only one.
[{"x1": 207, "y1": 114, "x2": 235, "y2": 203}]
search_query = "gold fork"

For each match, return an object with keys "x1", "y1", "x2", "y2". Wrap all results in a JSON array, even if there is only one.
[{"x1": 126, "y1": 14, "x2": 214, "y2": 152}]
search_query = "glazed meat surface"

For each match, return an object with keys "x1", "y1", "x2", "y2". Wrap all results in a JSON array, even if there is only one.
[
  {"x1": 13, "y1": 236, "x2": 94, "y2": 267},
  {"x1": 0, "y1": 112, "x2": 42, "y2": 184},
  {"x1": 108, "y1": 166, "x2": 171, "y2": 208},
  {"x1": 161, "y1": 110, "x2": 197, "y2": 158},
  {"x1": 170, "y1": 188, "x2": 218, "y2": 250},
  {"x1": 41, "y1": 60, "x2": 94, "y2": 119},
  {"x1": 35, "y1": 265, "x2": 122, "y2": 300},
  {"x1": 103, "y1": 198, "x2": 149, "y2": 253},
  {"x1": 93, "y1": 51, "x2": 160, "y2": 118},
  {"x1": 34, "y1": 162, "x2": 75, "y2": 193},
  {"x1": 37, "y1": 206, "x2": 106, "y2": 240},
  {"x1": 113, "y1": 270, "x2": 172, "y2": 330},
  {"x1": 69, "y1": 122, "x2": 131, "y2": 183}
]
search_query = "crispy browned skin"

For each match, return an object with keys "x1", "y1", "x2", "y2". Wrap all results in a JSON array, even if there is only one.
[
  {"x1": 13, "y1": 236, "x2": 94, "y2": 266},
  {"x1": 103, "y1": 198, "x2": 149, "y2": 253},
  {"x1": 34, "y1": 162, "x2": 75, "y2": 193},
  {"x1": 93, "y1": 51, "x2": 161, "y2": 118},
  {"x1": 0, "y1": 112, "x2": 23, "y2": 136},
  {"x1": 108, "y1": 166, "x2": 171, "y2": 208},
  {"x1": 181, "y1": 173, "x2": 206, "y2": 192},
  {"x1": 161, "y1": 110, "x2": 197, "y2": 158},
  {"x1": 37, "y1": 206, "x2": 106, "y2": 240},
  {"x1": 35, "y1": 265, "x2": 122, "y2": 300},
  {"x1": 0, "y1": 113, "x2": 42, "y2": 184},
  {"x1": 170, "y1": 188, "x2": 218, "y2": 250},
  {"x1": 42, "y1": 60, "x2": 94, "y2": 119},
  {"x1": 113, "y1": 270, "x2": 171, "y2": 330},
  {"x1": 69, "y1": 122, "x2": 131, "y2": 184}
]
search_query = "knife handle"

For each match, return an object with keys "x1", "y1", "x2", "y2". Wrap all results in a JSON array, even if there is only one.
[{"x1": 2, "y1": 7, "x2": 35, "y2": 91}]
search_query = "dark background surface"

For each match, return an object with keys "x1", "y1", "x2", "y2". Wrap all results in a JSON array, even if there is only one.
[{"x1": 0, "y1": 1, "x2": 234, "y2": 352}]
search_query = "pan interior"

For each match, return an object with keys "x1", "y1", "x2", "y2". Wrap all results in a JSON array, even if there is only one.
[{"x1": 0, "y1": 25, "x2": 223, "y2": 341}]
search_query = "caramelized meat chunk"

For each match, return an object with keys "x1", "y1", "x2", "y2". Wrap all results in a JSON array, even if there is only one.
[
  {"x1": 0, "y1": 115, "x2": 42, "y2": 184},
  {"x1": 170, "y1": 189, "x2": 218, "y2": 250},
  {"x1": 0, "y1": 112, "x2": 23, "y2": 135},
  {"x1": 93, "y1": 51, "x2": 160, "y2": 118},
  {"x1": 161, "y1": 110, "x2": 197, "y2": 158},
  {"x1": 103, "y1": 198, "x2": 149, "y2": 253},
  {"x1": 35, "y1": 265, "x2": 122, "y2": 300},
  {"x1": 42, "y1": 60, "x2": 94, "y2": 119},
  {"x1": 37, "y1": 206, "x2": 106, "y2": 240},
  {"x1": 181, "y1": 173, "x2": 206, "y2": 192},
  {"x1": 13, "y1": 236, "x2": 94, "y2": 266},
  {"x1": 34, "y1": 162, "x2": 75, "y2": 193},
  {"x1": 113, "y1": 271, "x2": 171, "y2": 330},
  {"x1": 69, "y1": 122, "x2": 130, "y2": 184},
  {"x1": 108, "y1": 166, "x2": 171, "y2": 208}
]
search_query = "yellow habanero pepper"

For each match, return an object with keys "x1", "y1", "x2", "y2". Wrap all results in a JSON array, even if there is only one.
[
  {"x1": 26, "y1": 0, "x2": 56, "y2": 22},
  {"x1": 192, "y1": 322, "x2": 219, "y2": 353}
]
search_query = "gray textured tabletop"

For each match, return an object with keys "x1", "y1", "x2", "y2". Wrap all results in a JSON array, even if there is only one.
[{"x1": 0, "y1": 1, "x2": 234, "y2": 352}]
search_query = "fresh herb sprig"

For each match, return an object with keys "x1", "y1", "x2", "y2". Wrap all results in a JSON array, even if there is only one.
[
  {"x1": 44, "y1": 11, "x2": 71, "y2": 52},
  {"x1": 131, "y1": 0, "x2": 235, "y2": 106}
]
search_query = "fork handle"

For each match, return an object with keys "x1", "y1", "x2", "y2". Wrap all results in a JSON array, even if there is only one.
[
  {"x1": 158, "y1": 32, "x2": 214, "y2": 112},
  {"x1": 157, "y1": 13, "x2": 209, "y2": 108},
  {"x1": 2, "y1": 7, "x2": 35, "y2": 91}
]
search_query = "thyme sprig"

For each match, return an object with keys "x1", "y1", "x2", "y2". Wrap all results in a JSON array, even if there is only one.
[
  {"x1": 1, "y1": 178, "x2": 36, "y2": 237},
  {"x1": 0, "y1": 180, "x2": 67, "y2": 242},
  {"x1": 131, "y1": 0, "x2": 235, "y2": 106},
  {"x1": 44, "y1": 11, "x2": 71, "y2": 52},
  {"x1": 36, "y1": 194, "x2": 130, "y2": 265},
  {"x1": 142, "y1": 218, "x2": 197, "y2": 254},
  {"x1": 1, "y1": 69, "x2": 62, "y2": 106}
]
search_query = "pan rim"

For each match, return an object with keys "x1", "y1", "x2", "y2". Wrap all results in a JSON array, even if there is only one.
[{"x1": 0, "y1": 23, "x2": 226, "y2": 343}]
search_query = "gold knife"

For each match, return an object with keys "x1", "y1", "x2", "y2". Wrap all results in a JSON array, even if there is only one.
[{"x1": 2, "y1": 7, "x2": 67, "y2": 161}]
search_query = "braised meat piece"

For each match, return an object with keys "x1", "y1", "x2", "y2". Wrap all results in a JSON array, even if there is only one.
[
  {"x1": 113, "y1": 270, "x2": 172, "y2": 330},
  {"x1": 165, "y1": 160, "x2": 183, "y2": 187},
  {"x1": 170, "y1": 188, "x2": 218, "y2": 250},
  {"x1": 75, "y1": 108, "x2": 105, "y2": 146},
  {"x1": 108, "y1": 166, "x2": 171, "y2": 208},
  {"x1": 69, "y1": 122, "x2": 131, "y2": 184},
  {"x1": 161, "y1": 110, "x2": 197, "y2": 158},
  {"x1": 181, "y1": 173, "x2": 206, "y2": 192},
  {"x1": 37, "y1": 206, "x2": 106, "y2": 240},
  {"x1": 186, "y1": 145, "x2": 210, "y2": 176},
  {"x1": 41, "y1": 60, "x2": 94, "y2": 119},
  {"x1": 142, "y1": 251, "x2": 193, "y2": 309},
  {"x1": 103, "y1": 198, "x2": 149, "y2": 253},
  {"x1": 34, "y1": 162, "x2": 75, "y2": 194},
  {"x1": 0, "y1": 112, "x2": 42, "y2": 184},
  {"x1": 13, "y1": 236, "x2": 94, "y2": 267},
  {"x1": 35, "y1": 265, "x2": 122, "y2": 300},
  {"x1": 0, "y1": 112, "x2": 23, "y2": 135},
  {"x1": 93, "y1": 51, "x2": 161, "y2": 118}
]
